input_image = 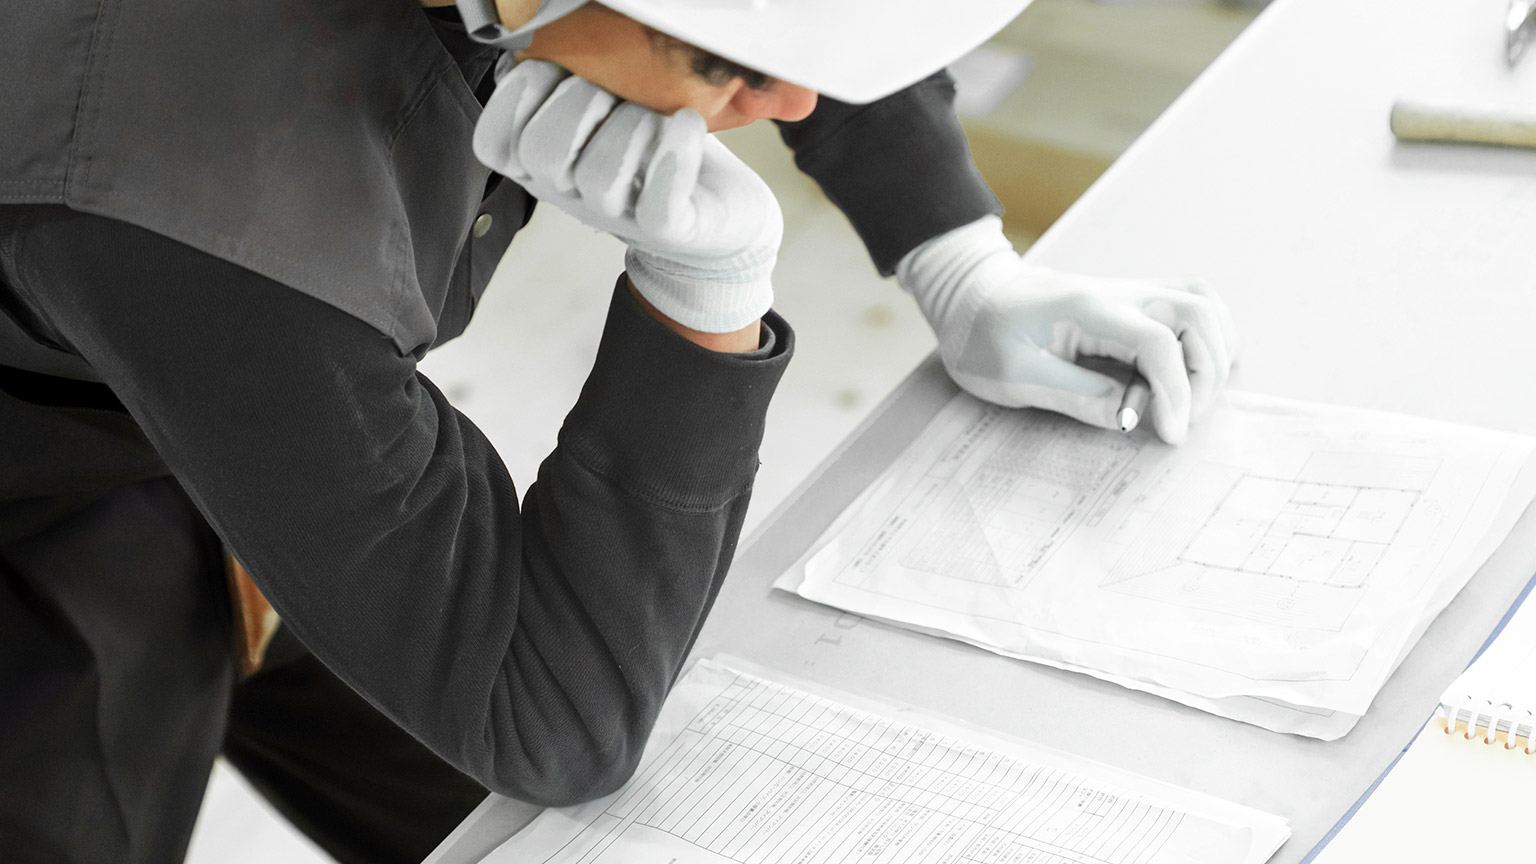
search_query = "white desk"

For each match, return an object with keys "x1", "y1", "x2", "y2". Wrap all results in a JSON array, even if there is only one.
[{"x1": 430, "y1": 0, "x2": 1536, "y2": 861}]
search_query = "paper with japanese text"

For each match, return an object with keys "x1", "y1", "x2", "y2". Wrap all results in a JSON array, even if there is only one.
[{"x1": 484, "y1": 658, "x2": 1289, "y2": 864}]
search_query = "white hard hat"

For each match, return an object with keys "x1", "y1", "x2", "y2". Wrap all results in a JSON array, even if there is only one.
[{"x1": 457, "y1": 0, "x2": 1033, "y2": 104}]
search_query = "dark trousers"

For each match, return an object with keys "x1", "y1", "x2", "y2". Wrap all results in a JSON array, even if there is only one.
[{"x1": 0, "y1": 477, "x2": 487, "y2": 864}]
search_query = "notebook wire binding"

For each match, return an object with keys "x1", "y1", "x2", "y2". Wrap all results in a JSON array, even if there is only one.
[{"x1": 1441, "y1": 698, "x2": 1536, "y2": 754}]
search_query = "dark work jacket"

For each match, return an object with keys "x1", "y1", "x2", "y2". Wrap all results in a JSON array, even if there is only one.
[
  {"x1": 0, "y1": 0, "x2": 999, "y2": 379},
  {"x1": 0, "y1": 0, "x2": 999, "y2": 803},
  {"x1": 1, "y1": 0, "x2": 520, "y2": 376}
]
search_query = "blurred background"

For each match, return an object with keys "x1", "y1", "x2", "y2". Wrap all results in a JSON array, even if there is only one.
[{"x1": 187, "y1": 0, "x2": 1266, "y2": 859}]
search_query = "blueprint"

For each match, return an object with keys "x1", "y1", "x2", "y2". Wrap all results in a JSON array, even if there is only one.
[
  {"x1": 776, "y1": 392, "x2": 1536, "y2": 738},
  {"x1": 484, "y1": 658, "x2": 1289, "y2": 864}
]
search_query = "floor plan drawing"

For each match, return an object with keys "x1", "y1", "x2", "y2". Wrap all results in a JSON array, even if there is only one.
[
  {"x1": 1102, "y1": 453, "x2": 1442, "y2": 629},
  {"x1": 780, "y1": 391, "x2": 1536, "y2": 736}
]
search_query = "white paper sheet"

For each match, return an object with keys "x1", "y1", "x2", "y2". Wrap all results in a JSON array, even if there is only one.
[
  {"x1": 483, "y1": 658, "x2": 1289, "y2": 864},
  {"x1": 776, "y1": 392, "x2": 1536, "y2": 738}
]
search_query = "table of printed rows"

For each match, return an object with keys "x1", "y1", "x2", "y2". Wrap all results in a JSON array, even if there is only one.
[{"x1": 555, "y1": 675, "x2": 1195, "y2": 864}]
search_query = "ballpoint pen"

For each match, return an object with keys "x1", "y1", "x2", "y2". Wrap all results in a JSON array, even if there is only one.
[
  {"x1": 1118, "y1": 375, "x2": 1151, "y2": 433},
  {"x1": 1509, "y1": 0, "x2": 1536, "y2": 67}
]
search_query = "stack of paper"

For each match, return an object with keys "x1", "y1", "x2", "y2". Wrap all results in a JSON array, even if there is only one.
[
  {"x1": 775, "y1": 392, "x2": 1536, "y2": 739},
  {"x1": 484, "y1": 658, "x2": 1290, "y2": 863}
]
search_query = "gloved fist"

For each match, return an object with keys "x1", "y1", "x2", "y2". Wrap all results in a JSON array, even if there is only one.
[
  {"x1": 473, "y1": 58, "x2": 781, "y2": 333},
  {"x1": 899, "y1": 216, "x2": 1237, "y2": 444}
]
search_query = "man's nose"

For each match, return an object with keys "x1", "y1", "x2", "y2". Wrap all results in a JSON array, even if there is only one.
[{"x1": 730, "y1": 80, "x2": 819, "y2": 123}]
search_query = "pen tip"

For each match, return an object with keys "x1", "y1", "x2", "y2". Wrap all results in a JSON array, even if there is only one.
[{"x1": 1118, "y1": 407, "x2": 1139, "y2": 433}]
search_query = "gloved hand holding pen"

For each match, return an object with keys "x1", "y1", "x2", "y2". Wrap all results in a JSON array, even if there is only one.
[
  {"x1": 899, "y1": 215, "x2": 1238, "y2": 444},
  {"x1": 473, "y1": 58, "x2": 782, "y2": 334}
]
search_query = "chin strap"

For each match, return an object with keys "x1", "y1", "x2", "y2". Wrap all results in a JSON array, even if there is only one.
[{"x1": 457, "y1": 0, "x2": 591, "y2": 51}]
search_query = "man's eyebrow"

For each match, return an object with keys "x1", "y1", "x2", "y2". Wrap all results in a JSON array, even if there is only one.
[{"x1": 641, "y1": 26, "x2": 774, "y2": 91}]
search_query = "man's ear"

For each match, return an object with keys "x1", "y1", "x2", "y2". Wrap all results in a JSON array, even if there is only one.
[{"x1": 492, "y1": 0, "x2": 544, "y2": 30}]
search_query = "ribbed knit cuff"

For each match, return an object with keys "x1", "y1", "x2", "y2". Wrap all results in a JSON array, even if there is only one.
[
  {"x1": 896, "y1": 214, "x2": 1016, "y2": 343},
  {"x1": 559, "y1": 276, "x2": 793, "y2": 511},
  {"x1": 624, "y1": 248, "x2": 775, "y2": 334}
]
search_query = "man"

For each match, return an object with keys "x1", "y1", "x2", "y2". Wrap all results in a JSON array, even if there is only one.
[
  {"x1": 470, "y1": 0, "x2": 1234, "y2": 442},
  {"x1": 0, "y1": 1, "x2": 1233, "y2": 862}
]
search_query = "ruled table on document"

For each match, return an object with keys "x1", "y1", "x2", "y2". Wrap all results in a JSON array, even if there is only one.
[{"x1": 486, "y1": 660, "x2": 1285, "y2": 864}]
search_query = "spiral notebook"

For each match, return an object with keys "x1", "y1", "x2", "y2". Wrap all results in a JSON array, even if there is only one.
[{"x1": 1308, "y1": 576, "x2": 1536, "y2": 861}]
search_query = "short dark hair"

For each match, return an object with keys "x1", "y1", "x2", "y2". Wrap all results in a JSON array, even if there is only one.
[{"x1": 641, "y1": 26, "x2": 773, "y2": 91}]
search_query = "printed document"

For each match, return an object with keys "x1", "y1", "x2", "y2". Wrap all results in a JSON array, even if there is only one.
[
  {"x1": 775, "y1": 392, "x2": 1536, "y2": 738},
  {"x1": 484, "y1": 658, "x2": 1289, "y2": 864}
]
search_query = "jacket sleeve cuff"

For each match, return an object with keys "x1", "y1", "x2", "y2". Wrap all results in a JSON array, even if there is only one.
[
  {"x1": 558, "y1": 276, "x2": 793, "y2": 511},
  {"x1": 777, "y1": 70, "x2": 1003, "y2": 278}
]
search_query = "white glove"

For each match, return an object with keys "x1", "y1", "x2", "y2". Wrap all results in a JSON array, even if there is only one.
[
  {"x1": 472, "y1": 59, "x2": 781, "y2": 333},
  {"x1": 899, "y1": 216, "x2": 1238, "y2": 444}
]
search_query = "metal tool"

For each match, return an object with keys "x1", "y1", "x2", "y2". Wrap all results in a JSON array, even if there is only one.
[{"x1": 1509, "y1": 0, "x2": 1536, "y2": 67}]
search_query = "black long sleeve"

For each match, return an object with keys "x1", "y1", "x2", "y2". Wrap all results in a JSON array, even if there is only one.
[
  {"x1": 778, "y1": 70, "x2": 1004, "y2": 276},
  {"x1": 3, "y1": 210, "x2": 791, "y2": 805}
]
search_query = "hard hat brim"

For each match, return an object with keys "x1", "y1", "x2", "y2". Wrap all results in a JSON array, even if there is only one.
[{"x1": 600, "y1": 0, "x2": 1033, "y2": 104}]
